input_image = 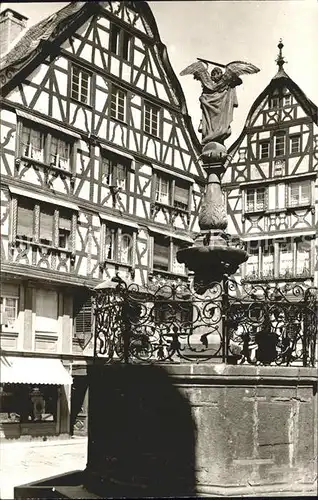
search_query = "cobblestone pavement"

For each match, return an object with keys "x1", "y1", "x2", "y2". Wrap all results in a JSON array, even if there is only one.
[{"x1": 0, "y1": 437, "x2": 87, "y2": 499}]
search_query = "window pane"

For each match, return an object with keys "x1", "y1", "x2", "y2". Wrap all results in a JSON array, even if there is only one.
[
  {"x1": 300, "y1": 181, "x2": 310, "y2": 203},
  {"x1": 247, "y1": 244, "x2": 259, "y2": 277},
  {"x1": 120, "y1": 233, "x2": 132, "y2": 264},
  {"x1": 172, "y1": 245, "x2": 185, "y2": 274},
  {"x1": 260, "y1": 142, "x2": 269, "y2": 158},
  {"x1": 246, "y1": 190, "x2": 255, "y2": 211},
  {"x1": 256, "y1": 188, "x2": 265, "y2": 210},
  {"x1": 296, "y1": 241, "x2": 310, "y2": 275},
  {"x1": 275, "y1": 132, "x2": 285, "y2": 156},
  {"x1": 279, "y1": 242, "x2": 293, "y2": 276},
  {"x1": 156, "y1": 176, "x2": 170, "y2": 204},
  {"x1": 290, "y1": 136, "x2": 300, "y2": 154},
  {"x1": 105, "y1": 227, "x2": 115, "y2": 260},
  {"x1": 262, "y1": 243, "x2": 274, "y2": 277}
]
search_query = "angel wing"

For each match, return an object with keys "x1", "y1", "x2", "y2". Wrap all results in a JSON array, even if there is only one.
[
  {"x1": 180, "y1": 61, "x2": 214, "y2": 90},
  {"x1": 225, "y1": 61, "x2": 260, "y2": 76}
]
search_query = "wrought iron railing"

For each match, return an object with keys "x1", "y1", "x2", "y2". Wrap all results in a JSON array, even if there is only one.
[{"x1": 93, "y1": 277, "x2": 317, "y2": 367}]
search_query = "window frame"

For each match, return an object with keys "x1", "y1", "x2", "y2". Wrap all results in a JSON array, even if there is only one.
[
  {"x1": 269, "y1": 96, "x2": 279, "y2": 109},
  {"x1": 110, "y1": 85, "x2": 127, "y2": 122},
  {"x1": 109, "y1": 24, "x2": 132, "y2": 62},
  {"x1": 288, "y1": 180, "x2": 311, "y2": 207},
  {"x1": 289, "y1": 134, "x2": 301, "y2": 154},
  {"x1": 245, "y1": 187, "x2": 266, "y2": 213},
  {"x1": 15, "y1": 197, "x2": 75, "y2": 252},
  {"x1": 154, "y1": 173, "x2": 190, "y2": 212},
  {"x1": 0, "y1": 296, "x2": 19, "y2": 329},
  {"x1": 102, "y1": 223, "x2": 134, "y2": 266},
  {"x1": 274, "y1": 131, "x2": 286, "y2": 157},
  {"x1": 152, "y1": 235, "x2": 188, "y2": 276},
  {"x1": 144, "y1": 102, "x2": 160, "y2": 137},
  {"x1": 20, "y1": 121, "x2": 74, "y2": 172},
  {"x1": 259, "y1": 140, "x2": 270, "y2": 159},
  {"x1": 71, "y1": 64, "x2": 92, "y2": 105},
  {"x1": 101, "y1": 153, "x2": 128, "y2": 191}
]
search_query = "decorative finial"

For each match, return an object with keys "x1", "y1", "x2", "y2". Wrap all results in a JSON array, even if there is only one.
[{"x1": 276, "y1": 38, "x2": 287, "y2": 70}]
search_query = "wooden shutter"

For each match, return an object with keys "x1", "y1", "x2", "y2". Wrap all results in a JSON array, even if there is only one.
[
  {"x1": 17, "y1": 201, "x2": 34, "y2": 238},
  {"x1": 75, "y1": 299, "x2": 92, "y2": 348},
  {"x1": 40, "y1": 207, "x2": 54, "y2": 243},
  {"x1": 153, "y1": 240, "x2": 169, "y2": 270},
  {"x1": 174, "y1": 182, "x2": 189, "y2": 206},
  {"x1": 59, "y1": 210, "x2": 71, "y2": 230}
]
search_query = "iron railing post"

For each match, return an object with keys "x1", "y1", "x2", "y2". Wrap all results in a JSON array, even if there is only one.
[{"x1": 222, "y1": 274, "x2": 229, "y2": 363}]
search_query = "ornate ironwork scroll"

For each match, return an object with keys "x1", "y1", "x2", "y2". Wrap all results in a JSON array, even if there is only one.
[{"x1": 93, "y1": 277, "x2": 317, "y2": 367}]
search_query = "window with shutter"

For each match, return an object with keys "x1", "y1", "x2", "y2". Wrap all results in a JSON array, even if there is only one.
[
  {"x1": 35, "y1": 289, "x2": 58, "y2": 333},
  {"x1": 17, "y1": 200, "x2": 34, "y2": 239},
  {"x1": 174, "y1": 181, "x2": 189, "y2": 210},
  {"x1": 39, "y1": 206, "x2": 54, "y2": 245},
  {"x1": 153, "y1": 238, "x2": 169, "y2": 271},
  {"x1": 58, "y1": 210, "x2": 72, "y2": 249},
  {"x1": 74, "y1": 299, "x2": 92, "y2": 348}
]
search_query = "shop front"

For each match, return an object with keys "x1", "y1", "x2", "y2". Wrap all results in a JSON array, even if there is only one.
[{"x1": 0, "y1": 356, "x2": 72, "y2": 440}]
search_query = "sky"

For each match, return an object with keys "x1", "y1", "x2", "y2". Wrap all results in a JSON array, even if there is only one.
[{"x1": 1, "y1": 0, "x2": 317, "y2": 146}]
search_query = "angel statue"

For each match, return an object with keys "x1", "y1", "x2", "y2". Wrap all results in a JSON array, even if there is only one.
[{"x1": 180, "y1": 59, "x2": 260, "y2": 149}]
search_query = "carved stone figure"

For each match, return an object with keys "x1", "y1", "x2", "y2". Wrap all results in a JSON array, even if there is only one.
[{"x1": 180, "y1": 59, "x2": 260, "y2": 150}]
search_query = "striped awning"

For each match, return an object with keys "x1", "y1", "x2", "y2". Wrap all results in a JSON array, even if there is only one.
[{"x1": 0, "y1": 356, "x2": 73, "y2": 385}]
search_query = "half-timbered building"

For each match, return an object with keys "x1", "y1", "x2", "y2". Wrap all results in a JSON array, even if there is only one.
[
  {"x1": 0, "y1": 1, "x2": 203, "y2": 438},
  {"x1": 224, "y1": 42, "x2": 318, "y2": 289}
]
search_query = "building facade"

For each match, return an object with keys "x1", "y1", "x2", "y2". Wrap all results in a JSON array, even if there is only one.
[
  {"x1": 0, "y1": 1, "x2": 203, "y2": 439},
  {"x1": 224, "y1": 43, "x2": 318, "y2": 289}
]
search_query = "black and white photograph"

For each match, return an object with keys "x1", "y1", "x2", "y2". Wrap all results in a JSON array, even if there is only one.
[{"x1": 0, "y1": 1, "x2": 317, "y2": 498}]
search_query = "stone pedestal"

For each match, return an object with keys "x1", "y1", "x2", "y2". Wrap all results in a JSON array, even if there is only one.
[
  {"x1": 83, "y1": 362, "x2": 317, "y2": 498},
  {"x1": 14, "y1": 362, "x2": 318, "y2": 499}
]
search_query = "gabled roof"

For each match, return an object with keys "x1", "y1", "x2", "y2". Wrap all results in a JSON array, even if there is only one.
[
  {"x1": 0, "y1": 2, "x2": 86, "y2": 72},
  {"x1": 0, "y1": 1, "x2": 201, "y2": 155},
  {"x1": 229, "y1": 68, "x2": 318, "y2": 156}
]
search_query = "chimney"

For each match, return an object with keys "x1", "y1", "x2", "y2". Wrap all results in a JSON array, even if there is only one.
[{"x1": 0, "y1": 8, "x2": 28, "y2": 55}]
